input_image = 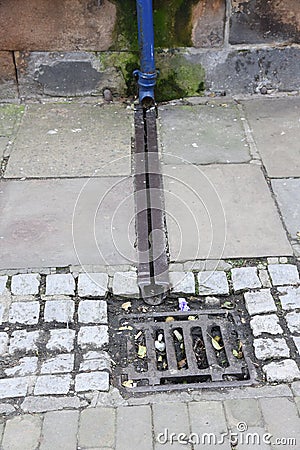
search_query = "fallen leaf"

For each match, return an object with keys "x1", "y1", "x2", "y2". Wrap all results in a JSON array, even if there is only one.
[
  {"x1": 232, "y1": 349, "x2": 239, "y2": 358},
  {"x1": 118, "y1": 325, "x2": 133, "y2": 331},
  {"x1": 221, "y1": 301, "x2": 234, "y2": 309},
  {"x1": 137, "y1": 345, "x2": 147, "y2": 359},
  {"x1": 157, "y1": 355, "x2": 163, "y2": 362},
  {"x1": 178, "y1": 359, "x2": 187, "y2": 368},
  {"x1": 214, "y1": 335, "x2": 221, "y2": 342},
  {"x1": 297, "y1": 231, "x2": 300, "y2": 240},
  {"x1": 208, "y1": 333, "x2": 223, "y2": 351},
  {"x1": 188, "y1": 315, "x2": 196, "y2": 320},
  {"x1": 173, "y1": 330, "x2": 183, "y2": 342},
  {"x1": 135, "y1": 331, "x2": 142, "y2": 340},
  {"x1": 122, "y1": 380, "x2": 135, "y2": 388},
  {"x1": 121, "y1": 301, "x2": 132, "y2": 312},
  {"x1": 165, "y1": 316, "x2": 175, "y2": 322}
]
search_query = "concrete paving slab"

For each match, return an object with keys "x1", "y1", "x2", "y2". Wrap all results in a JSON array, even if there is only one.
[
  {"x1": 0, "y1": 104, "x2": 24, "y2": 137},
  {"x1": 159, "y1": 104, "x2": 250, "y2": 165},
  {"x1": 271, "y1": 179, "x2": 300, "y2": 240},
  {"x1": 163, "y1": 164, "x2": 292, "y2": 261},
  {"x1": 0, "y1": 177, "x2": 136, "y2": 269},
  {"x1": 4, "y1": 103, "x2": 132, "y2": 178},
  {"x1": 242, "y1": 97, "x2": 300, "y2": 177}
]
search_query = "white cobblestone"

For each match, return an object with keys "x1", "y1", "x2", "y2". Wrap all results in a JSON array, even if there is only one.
[
  {"x1": 78, "y1": 273, "x2": 109, "y2": 297},
  {"x1": 5, "y1": 357, "x2": 38, "y2": 377},
  {"x1": 231, "y1": 267, "x2": 261, "y2": 292},
  {"x1": 258, "y1": 269, "x2": 272, "y2": 288},
  {"x1": 0, "y1": 332, "x2": 9, "y2": 355},
  {"x1": 80, "y1": 351, "x2": 111, "y2": 372},
  {"x1": 0, "y1": 303, "x2": 4, "y2": 324},
  {"x1": 112, "y1": 271, "x2": 139, "y2": 297},
  {"x1": 278, "y1": 286, "x2": 300, "y2": 310},
  {"x1": 34, "y1": 374, "x2": 71, "y2": 395},
  {"x1": 244, "y1": 289, "x2": 277, "y2": 316},
  {"x1": 44, "y1": 299, "x2": 74, "y2": 323},
  {"x1": 268, "y1": 264, "x2": 300, "y2": 286},
  {"x1": 285, "y1": 311, "x2": 300, "y2": 333},
  {"x1": 250, "y1": 314, "x2": 283, "y2": 337},
  {"x1": 46, "y1": 329, "x2": 76, "y2": 352},
  {"x1": 21, "y1": 396, "x2": 81, "y2": 413},
  {"x1": 0, "y1": 377, "x2": 29, "y2": 399},
  {"x1": 75, "y1": 371, "x2": 109, "y2": 392},
  {"x1": 253, "y1": 338, "x2": 290, "y2": 360},
  {"x1": 294, "y1": 336, "x2": 300, "y2": 354},
  {"x1": 9, "y1": 330, "x2": 41, "y2": 354},
  {"x1": 198, "y1": 271, "x2": 229, "y2": 295},
  {"x1": 9, "y1": 301, "x2": 40, "y2": 325},
  {"x1": 0, "y1": 276, "x2": 8, "y2": 295},
  {"x1": 78, "y1": 300, "x2": 107, "y2": 324},
  {"x1": 169, "y1": 272, "x2": 195, "y2": 294},
  {"x1": 263, "y1": 359, "x2": 300, "y2": 382},
  {"x1": 46, "y1": 274, "x2": 75, "y2": 296},
  {"x1": 41, "y1": 354, "x2": 74, "y2": 374},
  {"x1": 0, "y1": 403, "x2": 16, "y2": 415},
  {"x1": 11, "y1": 273, "x2": 40, "y2": 295},
  {"x1": 78, "y1": 326, "x2": 109, "y2": 349}
]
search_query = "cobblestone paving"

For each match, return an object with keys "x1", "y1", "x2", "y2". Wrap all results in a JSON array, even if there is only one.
[{"x1": 0, "y1": 259, "x2": 300, "y2": 413}]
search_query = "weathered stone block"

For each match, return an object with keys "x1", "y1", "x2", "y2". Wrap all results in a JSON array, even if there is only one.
[
  {"x1": 75, "y1": 371, "x2": 109, "y2": 392},
  {"x1": 263, "y1": 359, "x2": 300, "y2": 382},
  {"x1": 198, "y1": 271, "x2": 229, "y2": 295},
  {"x1": 78, "y1": 273, "x2": 109, "y2": 297},
  {"x1": 5, "y1": 357, "x2": 38, "y2": 377},
  {"x1": 230, "y1": 0, "x2": 300, "y2": 45},
  {"x1": 268, "y1": 264, "x2": 299, "y2": 286},
  {"x1": 44, "y1": 299, "x2": 75, "y2": 323},
  {"x1": 232, "y1": 266, "x2": 261, "y2": 291},
  {"x1": 11, "y1": 273, "x2": 40, "y2": 295},
  {"x1": 112, "y1": 271, "x2": 139, "y2": 297},
  {"x1": 9, "y1": 301, "x2": 40, "y2": 325},
  {"x1": 244, "y1": 289, "x2": 277, "y2": 316},
  {"x1": 285, "y1": 311, "x2": 300, "y2": 333},
  {"x1": 34, "y1": 374, "x2": 71, "y2": 395},
  {"x1": 254, "y1": 338, "x2": 290, "y2": 360},
  {"x1": 78, "y1": 325, "x2": 109, "y2": 349},
  {"x1": 46, "y1": 274, "x2": 75, "y2": 296},
  {"x1": 278, "y1": 286, "x2": 300, "y2": 310},
  {"x1": 192, "y1": 0, "x2": 226, "y2": 47},
  {"x1": 169, "y1": 272, "x2": 195, "y2": 294},
  {"x1": 250, "y1": 314, "x2": 283, "y2": 337},
  {"x1": 41, "y1": 354, "x2": 74, "y2": 374},
  {"x1": 78, "y1": 300, "x2": 107, "y2": 324},
  {"x1": 46, "y1": 329, "x2": 76, "y2": 353},
  {"x1": 9, "y1": 330, "x2": 41, "y2": 354},
  {"x1": 0, "y1": 51, "x2": 18, "y2": 99}
]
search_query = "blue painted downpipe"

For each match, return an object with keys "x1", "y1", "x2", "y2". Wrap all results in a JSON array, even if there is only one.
[{"x1": 134, "y1": 0, "x2": 157, "y2": 104}]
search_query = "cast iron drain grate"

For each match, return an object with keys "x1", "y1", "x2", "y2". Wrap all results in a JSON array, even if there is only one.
[{"x1": 113, "y1": 309, "x2": 256, "y2": 392}]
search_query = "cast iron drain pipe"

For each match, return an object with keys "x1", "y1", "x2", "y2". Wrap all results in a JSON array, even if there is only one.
[
  {"x1": 133, "y1": 0, "x2": 169, "y2": 305},
  {"x1": 134, "y1": 0, "x2": 157, "y2": 105}
]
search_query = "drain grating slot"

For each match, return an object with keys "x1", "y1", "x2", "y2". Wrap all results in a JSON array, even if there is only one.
[{"x1": 116, "y1": 309, "x2": 256, "y2": 392}]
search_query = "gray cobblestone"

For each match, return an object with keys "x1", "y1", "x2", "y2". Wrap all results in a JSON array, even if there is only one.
[
  {"x1": 268, "y1": 263, "x2": 300, "y2": 286},
  {"x1": 258, "y1": 269, "x2": 272, "y2": 288},
  {"x1": 0, "y1": 275, "x2": 8, "y2": 294},
  {"x1": 46, "y1": 329, "x2": 76, "y2": 352},
  {"x1": 285, "y1": 311, "x2": 300, "y2": 333},
  {"x1": 244, "y1": 289, "x2": 277, "y2": 315},
  {"x1": 2, "y1": 415, "x2": 42, "y2": 450},
  {"x1": 278, "y1": 286, "x2": 300, "y2": 310},
  {"x1": 189, "y1": 401, "x2": 229, "y2": 447},
  {"x1": 112, "y1": 271, "x2": 139, "y2": 297},
  {"x1": 292, "y1": 381, "x2": 300, "y2": 396},
  {"x1": 0, "y1": 303, "x2": 4, "y2": 324},
  {"x1": 41, "y1": 354, "x2": 74, "y2": 374},
  {"x1": 78, "y1": 325, "x2": 109, "y2": 349},
  {"x1": 75, "y1": 371, "x2": 109, "y2": 392},
  {"x1": 0, "y1": 332, "x2": 8, "y2": 355},
  {"x1": 21, "y1": 395, "x2": 81, "y2": 413},
  {"x1": 34, "y1": 374, "x2": 71, "y2": 395},
  {"x1": 46, "y1": 274, "x2": 75, "y2": 296},
  {"x1": 169, "y1": 272, "x2": 195, "y2": 294},
  {"x1": 44, "y1": 299, "x2": 74, "y2": 323},
  {"x1": 78, "y1": 408, "x2": 115, "y2": 448},
  {"x1": 0, "y1": 403, "x2": 15, "y2": 415},
  {"x1": 198, "y1": 271, "x2": 229, "y2": 295},
  {"x1": 9, "y1": 330, "x2": 41, "y2": 354},
  {"x1": 153, "y1": 402, "x2": 190, "y2": 440},
  {"x1": 80, "y1": 351, "x2": 111, "y2": 372},
  {"x1": 8, "y1": 301, "x2": 40, "y2": 325},
  {"x1": 40, "y1": 410, "x2": 79, "y2": 450},
  {"x1": 5, "y1": 357, "x2": 38, "y2": 377},
  {"x1": 78, "y1": 273, "x2": 109, "y2": 297},
  {"x1": 250, "y1": 314, "x2": 283, "y2": 337},
  {"x1": 0, "y1": 377, "x2": 29, "y2": 399},
  {"x1": 262, "y1": 359, "x2": 300, "y2": 382},
  {"x1": 253, "y1": 338, "x2": 290, "y2": 360},
  {"x1": 78, "y1": 300, "x2": 107, "y2": 324},
  {"x1": 293, "y1": 336, "x2": 300, "y2": 354},
  {"x1": 11, "y1": 273, "x2": 40, "y2": 295},
  {"x1": 231, "y1": 267, "x2": 261, "y2": 292}
]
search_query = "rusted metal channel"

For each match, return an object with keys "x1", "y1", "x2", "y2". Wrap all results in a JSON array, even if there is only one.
[{"x1": 134, "y1": 105, "x2": 169, "y2": 304}]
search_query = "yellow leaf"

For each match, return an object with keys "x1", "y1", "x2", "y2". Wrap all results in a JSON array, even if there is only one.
[
  {"x1": 165, "y1": 316, "x2": 175, "y2": 322},
  {"x1": 122, "y1": 380, "x2": 135, "y2": 388},
  {"x1": 121, "y1": 301, "x2": 132, "y2": 312},
  {"x1": 137, "y1": 345, "x2": 147, "y2": 359},
  {"x1": 188, "y1": 315, "x2": 196, "y2": 320},
  {"x1": 119, "y1": 325, "x2": 133, "y2": 331}
]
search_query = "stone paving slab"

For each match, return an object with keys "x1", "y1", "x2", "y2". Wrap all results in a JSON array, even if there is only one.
[
  {"x1": 0, "y1": 104, "x2": 24, "y2": 137},
  {"x1": 271, "y1": 179, "x2": 300, "y2": 241},
  {"x1": 163, "y1": 164, "x2": 292, "y2": 261},
  {"x1": 0, "y1": 177, "x2": 136, "y2": 269},
  {"x1": 159, "y1": 103, "x2": 251, "y2": 165},
  {"x1": 242, "y1": 97, "x2": 300, "y2": 177},
  {"x1": 4, "y1": 103, "x2": 132, "y2": 178}
]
